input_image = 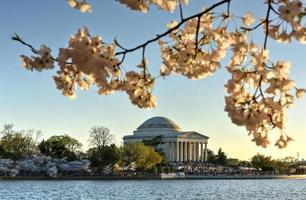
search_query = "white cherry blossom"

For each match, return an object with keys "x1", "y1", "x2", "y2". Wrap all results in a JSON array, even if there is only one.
[{"x1": 15, "y1": 0, "x2": 306, "y2": 148}]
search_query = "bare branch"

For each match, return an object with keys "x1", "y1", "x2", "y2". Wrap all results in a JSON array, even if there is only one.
[
  {"x1": 241, "y1": 20, "x2": 267, "y2": 31},
  {"x1": 12, "y1": 33, "x2": 38, "y2": 54},
  {"x1": 179, "y1": 0, "x2": 184, "y2": 21},
  {"x1": 114, "y1": 38, "x2": 128, "y2": 51},
  {"x1": 194, "y1": 16, "x2": 201, "y2": 57},
  {"x1": 264, "y1": 0, "x2": 273, "y2": 49}
]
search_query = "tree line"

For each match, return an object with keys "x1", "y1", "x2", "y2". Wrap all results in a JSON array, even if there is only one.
[
  {"x1": 207, "y1": 148, "x2": 303, "y2": 174},
  {"x1": 1, "y1": 124, "x2": 304, "y2": 175},
  {"x1": 0, "y1": 124, "x2": 162, "y2": 172}
]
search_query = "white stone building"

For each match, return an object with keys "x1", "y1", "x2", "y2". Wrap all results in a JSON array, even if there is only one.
[{"x1": 123, "y1": 116, "x2": 209, "y2": 163}]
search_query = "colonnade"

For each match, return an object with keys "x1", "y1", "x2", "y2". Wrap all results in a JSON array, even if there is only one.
[{"x1": 168, "y1": 141, "x2": 207, "y2": 162}]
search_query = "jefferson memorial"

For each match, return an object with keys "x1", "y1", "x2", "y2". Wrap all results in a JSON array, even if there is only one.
[{"x1": 123, "y1": 116, "x2": 209, "y2": 163}]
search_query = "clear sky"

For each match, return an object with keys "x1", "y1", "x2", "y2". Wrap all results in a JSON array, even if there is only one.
[{"x1": 1, "y1": 0, "x2": 306, "y2": 160}]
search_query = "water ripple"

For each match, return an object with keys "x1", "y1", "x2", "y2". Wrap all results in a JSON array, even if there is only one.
[{"x1": 0, "y1": 179, "x2": 305, "y2": 200}]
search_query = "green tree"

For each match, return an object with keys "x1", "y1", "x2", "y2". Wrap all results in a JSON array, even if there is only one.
[
  {"x1": 0, "y1": 144, "x2": 12, "y2": 159},
  {"x1": 207, "y1": 149, "x2": 217, "y2": 164},
  {"x1": 238, "y1": 160, "x2": 252, "y2": 167},
  {"x1": 38, "y1": 134, "x2": 82, "y2": 160},
  {"x1": 142, "y1": 135, "x2": 166, "y2": 164},
  {"x1": 0, "y1": 124, "x2": 40, "y2": 160},
  {"x1": 87, "y1": 144, "x2": 121, "y2": 168},
  {"x1": 122, "y1": 142, "x2": 163, "y2": 170},
  {"x1": 227, "y1": 158, "x2": 240, "y2": 167},
  {"x1": 216, "y1": 148, "x2": 227, "y2": 166},
  {"x1": 271, "y1": 159, "x2": 289, "y2": 174},
  {"x1": 251, "y1": 153, "x2": 273, "y2": 171},
  {"x1": 100, "y1": 144, "x2": 121, "y2": 166},
  {"x1": 281, "y1": 156, "x2": 297, "y2": 163}
]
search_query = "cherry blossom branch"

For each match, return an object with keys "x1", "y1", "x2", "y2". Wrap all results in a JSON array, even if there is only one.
[
  {"x1": 194, "y1": 16, "x2": 201, "y2": 56},
  {"x1": 114, "y1": 38, "x2": 128, "y2": 51},
  {"x1": 264, "y1": 0, "x2": 273, "y2": 49},
  {"x1": 12, "y1": 34, "x2": 38, "y2": 54},
  {"x1": 270, "y1": 3, "x2": 280, "y2": 15},
  {"x1": 252, "y1": 76, "x2": 263, "y2": 100},
  {"x1": 115, "y1": 0, "x2": 231, "y2": 57},
  {"x1": 258, "y1": 75, "x2": 265, "y2": 100},
  {"x1": 141, "y1": 46, "x2": 148, "y2": 80},
  {"x1": 12, "y1": 33, "x2": 74, "y2": 65},
  {"x1": 241, "y1": 2, "x2": 275, "y2": 35},
  {"x1": 226, "y1": 0, "x2": 231, "y2": 17},
  {"x1": 256, "y1": 0, "x2": 273, "y2": 111},
  {"x1": 12, "y1": 0, "x2": 306, "y2": 148},
  {"x1": 241, "y1": 20, "x2": 267, "y2": 31},
  {"x1": 13, "y1": 0, "x2": 231, "y2": 70}
]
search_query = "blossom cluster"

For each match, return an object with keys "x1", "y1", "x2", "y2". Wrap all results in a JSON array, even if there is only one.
[
  {"x1": 123, "y1": 70, "x2": 156, "y2": 108},
  {"x1": 21, "y1": 27, "x2": 156, "y2": 108},
  {"x1": 159, "y1": 12, "x2": 232, "y2": 80},
  {"x1": 0, "y1": 159, "x2": 18, "y2": 176},
  {"x1": 66, "y1": 0, "x2": 189, "y2": 13},
  {"x1": 67, "y1": 0, "x2": 92, "y2": 13},
  {"x1": 53, "y1": 27, "x2": 120, "y2": 99},
  {"x1": 118, "y1": 0, "x2": 189, "y2": 13},
  {"x1": 224, "y1": 42, "x2": 302, "y2": 148},
  {"x1": 21, "y1": 45, "x2": 54, "y2": 71},
  {"x1": 266, "y1": 0, "x2": 306, "y2": 43}
]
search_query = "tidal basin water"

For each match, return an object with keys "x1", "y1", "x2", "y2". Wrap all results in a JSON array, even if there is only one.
[{"x1": 0, "y1": 179, "x2": 306, "y2": 200}]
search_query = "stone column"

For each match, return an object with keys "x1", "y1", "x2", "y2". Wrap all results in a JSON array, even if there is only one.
[
  {"x1": 169, "y1": 142, "x2": 172, "y2": 162},
  {"x1": 180, "y1": 141, "x2": 183, "y2": 162},
  {"x1": 168, "y1": 142, "x2": 172, "y2": 161},
  {"x1": 204, "y1": 142, "x2": 208, "y2": 162},
  {"x1": 190, "y1": 142, "x2": 193, "y2": 162},
  {"x1": 176, "y1": 142, "x2": 180, "y2": 162},
  {"x1": 200, "y1": 143, "x2": 204, "y2": 162},
  {"x1": 171, "y1": 142, "x2": 175, "y2": 162},
  {"x1": 196, "y1": 142, "x2": 199, "y2": 161},
  {"x1": 169, "y1": 141, "x2": 174, "y2": 162},
  {"x1": 188, "y1": 142, "x2": 192, "y2": 162},
  {"x1": 183, "y1": 141, "x2": 187, "y2": 162},
  {"x1": 191, "y1": 142, "x2": 194, "y2": 162},
  {"x1": 192, "y1": 142, "x2": 196, "y2": 162}
]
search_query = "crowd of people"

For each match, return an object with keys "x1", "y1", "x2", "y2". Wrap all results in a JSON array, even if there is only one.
[{"x1": 1, "y1": 157, "x2": 306, "y2": 178}]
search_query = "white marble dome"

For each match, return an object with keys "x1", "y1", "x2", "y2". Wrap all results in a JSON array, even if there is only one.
[
  {"x1": 123, "y1": 116, "x2": 209, "y2": 163},
  {"x1": 137, "y1": 116, "x2": 181, "y2": 131}
]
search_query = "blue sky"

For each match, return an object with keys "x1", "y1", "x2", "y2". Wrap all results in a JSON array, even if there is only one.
[{"x1": 1, "y1": 0, "x2": 306, "y2": 160}]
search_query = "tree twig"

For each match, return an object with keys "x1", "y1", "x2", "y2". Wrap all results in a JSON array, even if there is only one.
[
  {"x1": 179, "y1": 0, "x2": 184, "y2": 21},
  {"x1": 264, "y1": 0, "x2": 273, "y2": 49},
  {"x1": 12, "y1": 33, "x2": 38, "y2": 54}
]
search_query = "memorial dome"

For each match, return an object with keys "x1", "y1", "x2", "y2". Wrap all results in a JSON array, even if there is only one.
[{"x1": 137, "y1": 116, "x2": 181, "y2": 131}]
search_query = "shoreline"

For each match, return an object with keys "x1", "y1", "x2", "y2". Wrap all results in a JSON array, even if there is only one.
[{"x1": 1, "y1": 175, "x2": 306, "y2": 181}]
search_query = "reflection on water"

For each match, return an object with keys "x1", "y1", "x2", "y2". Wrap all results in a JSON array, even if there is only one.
[{"x1": 0, "y1": 179, "x2": 305, "y2": 200}]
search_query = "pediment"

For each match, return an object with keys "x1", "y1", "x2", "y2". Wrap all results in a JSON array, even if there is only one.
[{"x1": 179, "y1": 131, "x2": 209, "y2": 139}]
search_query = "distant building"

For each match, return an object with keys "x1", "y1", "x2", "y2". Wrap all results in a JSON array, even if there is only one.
[{"x1": 123, "y1": 116, "x2": 209, "y2": 163}]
